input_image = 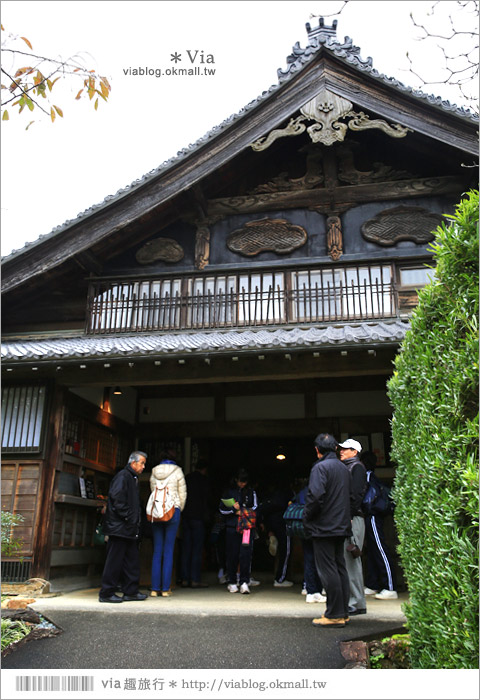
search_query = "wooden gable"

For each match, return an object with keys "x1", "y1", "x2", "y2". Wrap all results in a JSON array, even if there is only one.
[{"x1": 2, "y1": 19, "x2": 477, "y2": 333}]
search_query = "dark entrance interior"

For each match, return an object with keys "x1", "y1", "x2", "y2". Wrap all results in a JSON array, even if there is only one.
[
  {"x1": 207, "y1": 437, "x2": 316, "y2": 498},
  {"x1": 197, "y1": 436, "x2": 317, "y2": 579}
]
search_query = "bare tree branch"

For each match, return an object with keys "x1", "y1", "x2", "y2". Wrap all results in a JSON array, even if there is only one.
[{"x1": 407, "y1": 1, "x2": 479, "y2": 109}]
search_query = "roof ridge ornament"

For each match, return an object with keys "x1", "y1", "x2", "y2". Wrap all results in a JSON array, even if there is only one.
[
  {"x1": 278, "y1": 18, "x2": 372, "y2": 82},
  {"x1": 306, "y1": 17, "x2": 338, "y2": 43},
  {"x1": 251, "y1": 89, "x2": 412, "y2": 149}
]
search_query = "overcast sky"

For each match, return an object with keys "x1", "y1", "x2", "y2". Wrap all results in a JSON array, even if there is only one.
[{"x1": 1, "y1": 0, "x2": 477, "y2": 258}]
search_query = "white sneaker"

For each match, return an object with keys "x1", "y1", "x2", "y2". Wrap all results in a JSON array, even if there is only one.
[
  {"x1": 273, "y1": 579, "x2": 294, "y2": 587},
  {"x1": 268, "y1": 535, "x2": 278, "y2": 556},
  {"x1": 248, "y1": 577, "x2": 261, "y2": 587},
  {"x1": 227, "y1": 584, "x2": 238, "y2": 593},
  {"x1": 240, "y1": 582, "x2": 250, "y2": 594},
  {"x1": 374, "y1": 589, "x2": 398, "y2": 600},
  {"x1": 364, "y1": 587, "x2": 379, "y2": 595},
  {"x1": 305, "y1": 592, "x2": 326, "y2": 603},
  {"x1": 301, "y1": 587, "x2": 307, "y2": 595}
]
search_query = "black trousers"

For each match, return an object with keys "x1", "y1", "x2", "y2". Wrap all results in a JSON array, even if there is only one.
[
  {"x1": 225, "y1": 527, "x2": 254, "y2": 585},
  {"x1": 270, "y1": 523, "x2": 291, "y2": 583},
  {"x1": 99, "y1": 535, "x2": 141, "y2": 598},
  {"x1": 312, "y1": 536, "x2": 350, "y2": 619},
  {"x1": 365, "y1": 515, "x2": 396, "y2": 592}
]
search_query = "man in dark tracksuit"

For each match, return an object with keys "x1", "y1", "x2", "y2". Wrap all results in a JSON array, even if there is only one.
[
  {"x1": 257, "y1": 484, "x2": 294, "y2": 586},
  {"x1": 99, "y1": 451, "x2": 148, "y2": 603},
  {"x1": 303, "y1": 433, "x2": 352, "y2": 628}
]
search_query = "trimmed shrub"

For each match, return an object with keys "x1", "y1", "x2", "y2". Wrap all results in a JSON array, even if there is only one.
[{"x1": 387, "y1": 190, "x2": 479, "y2": 669}]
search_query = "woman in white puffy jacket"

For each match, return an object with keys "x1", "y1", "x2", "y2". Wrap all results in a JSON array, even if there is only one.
[{"x1": 149, "y1": 452, "x2": 187, "y2": 597}]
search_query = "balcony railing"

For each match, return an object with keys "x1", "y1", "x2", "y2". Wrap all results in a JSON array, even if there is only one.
[{"x1": 85, "y1": 263, "x2": 397, "y2": 335}]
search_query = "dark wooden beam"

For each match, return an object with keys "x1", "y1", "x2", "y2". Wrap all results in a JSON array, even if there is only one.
[
  {"x1": 135, "y1": 415, "x2": 392, "y2": 440},
  {"x1": 207, "y1": 175, "x2": 467, "y2": 216},
  {"x1": 73, "y1": 250, "x2": 104, "y2": 276},
  {"x1": 31, "y1": 385, "x2": 65, "y2": 579},
  {"x1": 2, "y1": 347, "x2": 397, "y2": 387}
]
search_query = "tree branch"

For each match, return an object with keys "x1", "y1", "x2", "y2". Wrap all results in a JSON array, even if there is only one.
[{"x1": 1, "y1": 66, "x2": 50, "y2": 114}]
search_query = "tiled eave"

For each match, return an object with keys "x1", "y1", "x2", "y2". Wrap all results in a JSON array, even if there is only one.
[{"x1": 1, "y1": 320, "x2": 409, "y2": 365}]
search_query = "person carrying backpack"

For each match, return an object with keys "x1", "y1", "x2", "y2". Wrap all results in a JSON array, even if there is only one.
[
  {"x1": 360, "y1": 451, "x2": 398, "y2": 600},
  {"x1": 149, "y1": 450, "x2": 187, "y2": 597}
]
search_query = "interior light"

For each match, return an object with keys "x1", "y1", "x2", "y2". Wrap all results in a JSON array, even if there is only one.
[
  {"x1": 276, "y1": 447, "x2": 286, "y2": 461},
  {"x1": 113, "y1": 386, "x2": 122, "y2": 395}
]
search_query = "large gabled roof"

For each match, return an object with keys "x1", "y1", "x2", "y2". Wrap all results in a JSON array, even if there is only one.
[{"x1": 2, "y1": 18, "x2": 477, "y2": 294}]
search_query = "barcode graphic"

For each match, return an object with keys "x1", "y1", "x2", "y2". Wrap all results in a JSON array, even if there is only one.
[{"x1": 15, "y1": 676, "x2": 94, "y2": 691}]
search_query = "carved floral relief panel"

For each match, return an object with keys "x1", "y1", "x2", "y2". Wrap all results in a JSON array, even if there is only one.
[
  {"x1": 226, "y1": 218, "x2": 307, "y2": 257},
  {"x1": 135, "y1": 237, "x2": 185, "y2": 264},
  {"x1": 361, "y1": 206, "x2": 442, "y2": 246}
]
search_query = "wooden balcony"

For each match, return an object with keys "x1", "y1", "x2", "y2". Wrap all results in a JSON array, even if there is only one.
[{"x1": 85, "y1": 263, "x2": 397, "y2": 335}]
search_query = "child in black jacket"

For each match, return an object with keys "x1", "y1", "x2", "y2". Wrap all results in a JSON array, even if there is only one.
[{"x1": 219, "y1": 469, "x2": 257, "y2": 594}]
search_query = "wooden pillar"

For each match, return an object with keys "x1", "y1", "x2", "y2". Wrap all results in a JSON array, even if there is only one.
[{"x1": 31, "y1": 384, "x2": 66, "y2": 580}]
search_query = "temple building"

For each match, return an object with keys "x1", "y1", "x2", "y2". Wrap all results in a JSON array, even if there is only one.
[{"x1": 1, "y1": 19, "x2": 477, "y2": 586}]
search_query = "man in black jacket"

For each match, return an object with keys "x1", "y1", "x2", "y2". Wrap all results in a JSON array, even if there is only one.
[
  {"x1": 99, "y1": 451, "x2": 148, "y2": 603},
  {"x1": 339, "y1": 438, "x2": 368, "y2": 616},
  {"x1": 303, "y1": 433, "x2": 352, "y2": 628}
]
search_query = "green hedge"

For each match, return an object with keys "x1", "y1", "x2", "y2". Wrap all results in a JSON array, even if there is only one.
[{"x1": 387, "y1": 190, "x2": 479, "y2": 669}]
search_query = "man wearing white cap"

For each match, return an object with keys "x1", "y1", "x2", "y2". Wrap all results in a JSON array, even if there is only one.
[{"x1": 339, "y1": 438, "x2": 367, "y2": 616}]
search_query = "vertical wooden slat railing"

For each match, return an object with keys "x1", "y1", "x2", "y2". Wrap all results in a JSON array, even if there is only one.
[{"x1": 85, "y1": 263, "x2": 397, "y2": 334}]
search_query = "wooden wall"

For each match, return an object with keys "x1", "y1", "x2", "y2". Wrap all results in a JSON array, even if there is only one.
[{"x1": 1, "y1": 460, "x2": 43, "y2": 557}]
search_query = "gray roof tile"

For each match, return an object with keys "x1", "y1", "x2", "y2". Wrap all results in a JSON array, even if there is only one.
[{"x1": 2, "y1": 321, "x2": 410, "y2": 363}]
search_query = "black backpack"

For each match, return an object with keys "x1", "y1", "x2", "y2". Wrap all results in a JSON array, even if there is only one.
[{"x1": 362, "y1": 471, "x2": 394, "y2": 516}]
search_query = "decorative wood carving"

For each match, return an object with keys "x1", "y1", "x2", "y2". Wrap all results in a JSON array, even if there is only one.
[
  {"x1": 207, "y1": 177, "x2": 465, "y2": 217},
  {"x1": 226, "y1": 218, "x2": 307, "y2": 257},
  {"x1": 252, "y1": 147, "x2": 324, "y2": 193},
  {"x1": 337, "y1": 144, "x2": 414, "y2": 185},
  {"x1": 251, "y1": 89, "x2": 411, "y2": 150},
  {"x1": 300, "y1": 92, "x2": 353, "y2": 146},
  {"x1": 136, "y1": 237, "x2": 184, "y2": 264},
  {"x1": 195, "y1": 223, "x2": 211, "y2": 270},
  {"x1": 347, "y1": 112, "x2": 412, "y2": 139},
  {"x1": 251, "y1": 115, "x2": 307, "y2": 151},
  {"x1": 361, "y1": 206, "x2": 442, "y2": 246},
  {"x1": 326, "y1": 216, "x2": 343, "y2": 260},
  {"x1": 192, "y1": 215, "x2": 224, "y2": 270}
]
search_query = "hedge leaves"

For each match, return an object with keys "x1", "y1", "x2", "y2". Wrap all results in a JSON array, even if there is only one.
[{"x1": 388, "y1": 190, "x2": 479, "y2": 669}]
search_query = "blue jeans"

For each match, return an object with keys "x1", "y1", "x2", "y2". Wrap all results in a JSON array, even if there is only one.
[
  {"x1": 181, "y1": 518, "x2": 205, "y2": 584},
  {"x1": 151, "y1": 507, "x2": 181, "y2": 592}
]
